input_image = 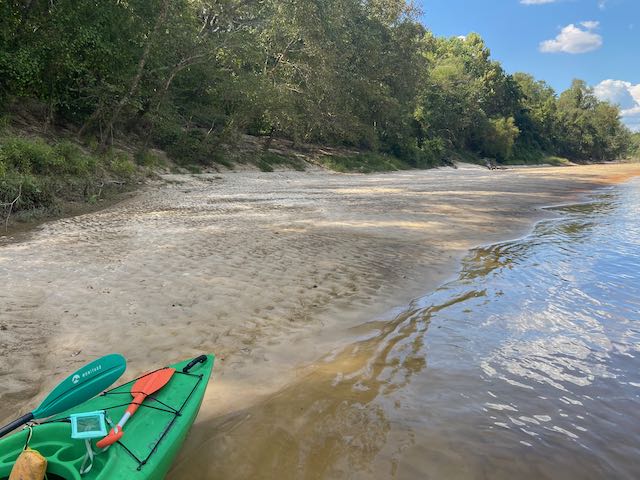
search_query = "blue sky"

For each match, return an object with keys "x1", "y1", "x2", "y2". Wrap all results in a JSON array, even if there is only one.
[{"x1": 416, "y1": 0, "x2": 640, "y2": 130}]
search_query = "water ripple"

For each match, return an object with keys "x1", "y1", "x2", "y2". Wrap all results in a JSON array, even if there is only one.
[{"x1": 396, "y1": 179, "x2": 640, "y2": 474}]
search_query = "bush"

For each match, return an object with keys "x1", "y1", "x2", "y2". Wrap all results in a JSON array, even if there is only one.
[
  {"x1": 0, "y1": 135, "x2": 139, "y2": 219},
  {"x1": 508, "y1": 144, "x2": 545, "y2": 165},
  {"x1": 54, "y1": 141, "x2": 92, "y2": 175},
  {"x1": 152, "y1": 120, "x2": 183, "y2": 150},
  {"x1": 0, "y1": 172, "x2": 55, "y2": 211},
  {"x1": 0, "y1": 136, "x2": 59, "y2": 174},
  {"x1": 480, "y1": 117, "x2": 520, "y2": 162},
  {"x1": 108, "y1": 152, "x2": 136, "y2": 179},
  {"x1": 134, "y1": 149, "x2": 164, "y2": 167},
  {"x1": 151, "y1": 115, "x2": 236, "y2": 168},
  {"x1": 629, "y1": 133, "x2": 640, "y2": 159},
  {"x1": 0, "y1": 136, "x2": 100, "y2": 176},
  {"x1": 163, "y1": 131, "x2": 209, "y2": 165}
]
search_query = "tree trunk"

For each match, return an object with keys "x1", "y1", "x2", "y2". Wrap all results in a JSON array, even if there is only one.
[
  {"x1": 100, "y1": 0, "x2": 170, "y2": 149},
  {"x1": 141, "y1": 56, "x2": 205, "y2": 149},
  {"x1": 78, "y1": 105, "x2": 103, "y2": 138},
  {"x1": 263, "y1": 126, "x2": 276, "y2": 151}
]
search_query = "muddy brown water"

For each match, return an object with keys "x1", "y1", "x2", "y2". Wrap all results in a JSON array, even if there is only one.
[{"x1": 171, "y1": 180, "x2": 640, "y2": 479}]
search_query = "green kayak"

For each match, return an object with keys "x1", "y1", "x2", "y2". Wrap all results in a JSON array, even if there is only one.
[{"x1": 0, "y1": 354, "x2": 214, "y2": 479}]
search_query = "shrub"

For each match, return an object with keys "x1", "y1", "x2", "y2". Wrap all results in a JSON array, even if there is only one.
[
  {"x1": 164, "y1": 133, "x2": 207, "y2": 165},
  {"x1": 109, "y1": 153, "x2": 136, "y2": 179},
  {"x1": 22, "y1": 137, "x2": 62, "y2": 174},
  {"x1": 152, "y1": 120, "x2": 183, "y2": 150},
  {"x1": 0, "y1": 136, "x2": 138, "y2": 220},
  {"x1": 54, "y1": 141, "x2": 91, "y2": 175},
  {"x1": 480, "y1": 117, "x2": 520, "y2": 162},
  {"x1": 134, "y1": 149, "x2": 164, "y2": 167},
  {"x1": 0, "y1": 172, "x2": 55, "y2": 211},
  {"x1": 152, "y1": 118, "x2": 233, "y2": 168},
  {"x1": 0, "y1": 137, "x2": 35, "y2": 173}
]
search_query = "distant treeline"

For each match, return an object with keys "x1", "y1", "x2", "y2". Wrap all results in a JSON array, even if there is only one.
[{"x1": 0, "y1": 0, "x2": 634, "y2": 167}]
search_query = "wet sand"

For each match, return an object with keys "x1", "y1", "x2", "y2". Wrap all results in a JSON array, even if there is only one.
[{"x1": 1, "y1": 163, "x2": 639, "y2": 472}]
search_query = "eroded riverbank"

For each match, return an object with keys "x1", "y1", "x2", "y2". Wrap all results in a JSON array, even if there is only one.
[{"x1": 1, "y1": 163, "x2": 640, "y2": 473}]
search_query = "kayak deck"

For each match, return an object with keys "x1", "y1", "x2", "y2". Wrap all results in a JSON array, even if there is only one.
[{"x1": 0, "y1": 354, "x2": 214, "y2": 480}]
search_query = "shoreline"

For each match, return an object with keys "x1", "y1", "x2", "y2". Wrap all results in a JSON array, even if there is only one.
[{"x1": 1, "y1": 163, "x2": 640, "y2": 427}]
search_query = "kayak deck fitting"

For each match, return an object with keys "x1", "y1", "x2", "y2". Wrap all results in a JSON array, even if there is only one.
[{"x1": 0, "y1": 354, "x2": 214, "y2": 480}]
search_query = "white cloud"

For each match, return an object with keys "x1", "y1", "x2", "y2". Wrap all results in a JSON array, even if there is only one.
[
  {"x1": 580, "y1": 20, "x2": 600, "y2": 29},
  {"x1": 594, "y1": 79, "x2": 640, "y2": 132},
  {"x1": 540, "y1": 21, "x2": 603, "y2": 54},
  {"x1": 598, "y1": 0, "x2": 607, "y2": 10}
]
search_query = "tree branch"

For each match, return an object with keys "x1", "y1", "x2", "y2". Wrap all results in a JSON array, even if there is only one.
[{"x1": 1, "y1": 182, "x2": 22, "y2": 230}]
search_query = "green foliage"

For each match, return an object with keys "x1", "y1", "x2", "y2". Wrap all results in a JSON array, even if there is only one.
[
  {"x1": 319, "y1": 153, "x2": 410, "y2": 173},
  {"x1": 108, "y1": 152, "x2": 136, "y2": 179},
  {"x1": 134, "y1": 149, "x2": 164, "y2": 168},
  {"x1": 154, "y1": 124, "x2": 231, "y2": 168},
  {"x1": 0, "y1": 135, "x2": 137, "y2": 215},
  {"x1": 629, "y1": 133, "x2": 640, "y2": 159},
  {"x1": 54, "y1": 141, "x2": 95, "y2": 175},
  {"x1": 0, "y1": 172, "x2": 55, "y2": 211},
  {"x1": 0, "y1": 0, "x2": 632, "y2": 170},
  {"x1": 0, "y1": 136, "x2": 60, "y2": 174},
  {"x1": 480, "y1": 117, "x2": 520, "y2": 161},
  {"x1": 509, "y1": 144, "x2": 546, "y2": 165},
  {"x1": 553, "y1": 80, "x2": 630, "y2": 161},
  {"x1": 0, "y1": 136, "x2": 96, "y2": 176}
]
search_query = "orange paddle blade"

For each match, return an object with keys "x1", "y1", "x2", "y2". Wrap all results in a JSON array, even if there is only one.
[
  {"x1": 132, "y1": 367, "x2": 176, "y2": 397},
  {"x1": 128, "y1": 367, "x2": 176, "y2": 416}
]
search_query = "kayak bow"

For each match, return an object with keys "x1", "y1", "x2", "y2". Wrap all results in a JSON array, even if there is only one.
[{"x1": 0, "y1": 354, "x2": 214, "y2": 480}]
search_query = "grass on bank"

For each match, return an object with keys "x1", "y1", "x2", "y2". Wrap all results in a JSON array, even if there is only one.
[
  {"x1": 256, "y1": 152, "x2": 306, "y2": 172},
  {"x1": 318, "y1": 152, "x2": 411, "y2": 173},
  {"x1": 0, "y1": 134, "x2": 140, "y2": 221}
]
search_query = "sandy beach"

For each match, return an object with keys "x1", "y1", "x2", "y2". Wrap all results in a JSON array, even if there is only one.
[{"x1": 1, "y1": 162, "x2": 640, "y2": 436}]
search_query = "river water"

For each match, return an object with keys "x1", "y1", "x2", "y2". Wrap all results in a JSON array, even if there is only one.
[{"x1": 173, "y1": 179, "x2": 640, "y2": 479}]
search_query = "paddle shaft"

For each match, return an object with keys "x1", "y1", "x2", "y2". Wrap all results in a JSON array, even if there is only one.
[
  {"x1": 0, "y1": 412, "x2": 34, "y2": 438},
  {"x1": 115, "y1": 393, "x2": 146, "y2": 430}
]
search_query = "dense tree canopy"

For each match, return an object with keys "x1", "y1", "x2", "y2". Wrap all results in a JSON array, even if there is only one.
[{"x1": 0, "y1": 0, "x2": 633, "y2": 166}]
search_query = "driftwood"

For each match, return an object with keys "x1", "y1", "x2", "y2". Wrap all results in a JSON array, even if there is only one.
[
  {"x1": 483, "y1": 158, "x2": 507, "y2": 170},
  {"x1": 1, "y1": 182, "x2": 22, "y2": 230},
  {"x1": 483, "y1": 158, "x2": 498, "y2": 170}
]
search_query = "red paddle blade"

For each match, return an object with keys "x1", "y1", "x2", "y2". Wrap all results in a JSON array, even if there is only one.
[{"x1": 131, "y1": 367, "x2": 175, "y2": 397}]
